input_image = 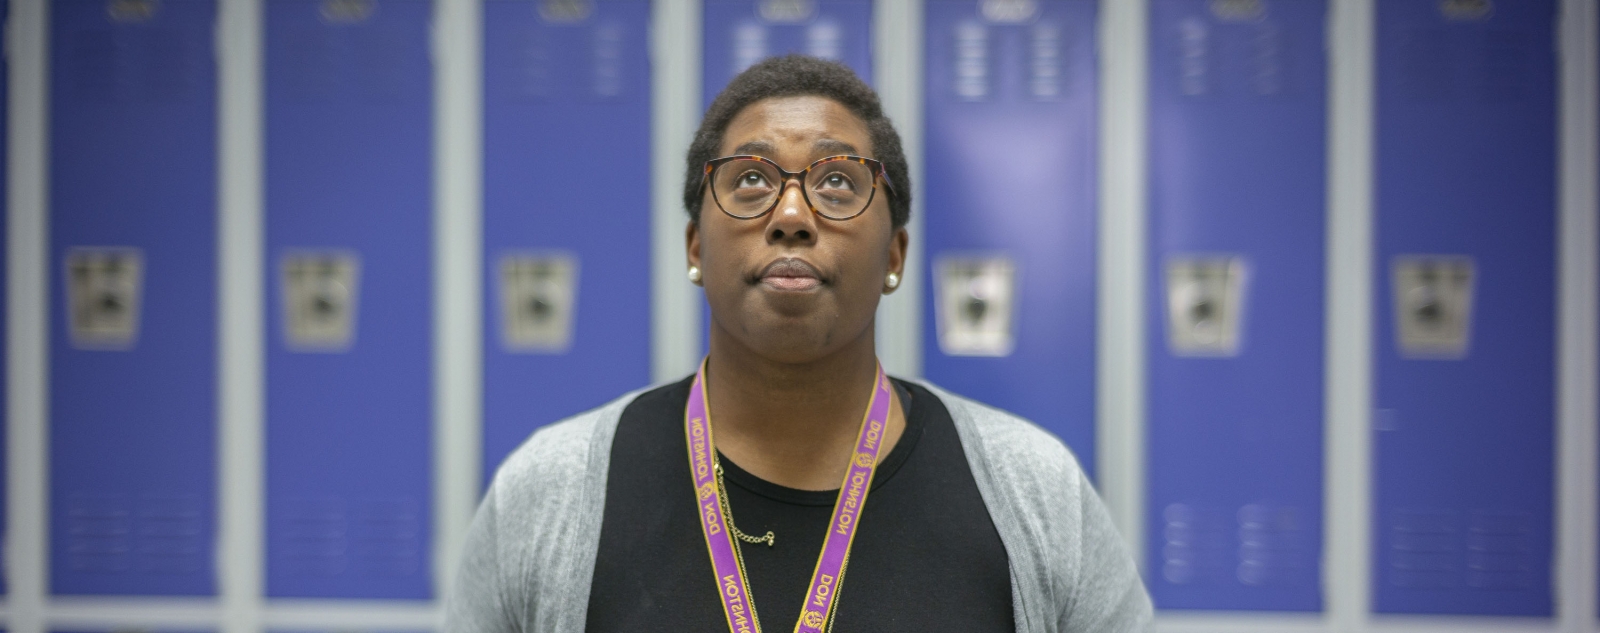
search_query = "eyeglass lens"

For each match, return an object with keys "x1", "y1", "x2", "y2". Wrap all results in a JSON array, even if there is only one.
[{"x1": 711, "y1": 158, "x2": 875, "y2": 220}]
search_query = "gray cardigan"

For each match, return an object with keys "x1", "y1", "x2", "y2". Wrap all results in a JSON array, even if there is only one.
[{"x1": 445, "y1": 381, "x2": 1154, "y2": 633}]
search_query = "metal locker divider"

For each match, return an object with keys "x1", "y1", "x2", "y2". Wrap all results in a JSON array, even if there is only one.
[
  {"x1": 1143, "y1": 0, "x2": 1326, "y2": 611},
  {"x1": 702, "y1": 0, "x2": 875, "y2": 107},
  {"x1": 264, "y1": 0, "x2": 434, "y2": 599},
  {"x1": 1, "y1": 0, "x2": 9, "y2": 598},
  {"x1": 1373, "y1": 0, "x2": 1556, "y2": 615},
  {"x1": 48, "y1": 0, "x2": 219, "y2": 596},
  {"x1": 921, "y1": 0, "x2": 1099, "y2": 475},
  {"x1": 479, "y1": 0, "x2": 653, "y2": 488}
]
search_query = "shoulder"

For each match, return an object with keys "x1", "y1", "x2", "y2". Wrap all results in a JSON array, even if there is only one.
[
  {"x1": 491, "y1": 397, "x2": 619, "y2": 491},
  {"x1": 487, "y1": 385, "x2": 654, "y2": 505},
  {"x1": 453, "y1": 385, "x2": 663, "y2": 633},
  {"x1": 910, "y1": 381, "x2": 1155, "y2": 631},
  {"x1": 908, "y1": 380, "x2": 1092, "y2": 553}
]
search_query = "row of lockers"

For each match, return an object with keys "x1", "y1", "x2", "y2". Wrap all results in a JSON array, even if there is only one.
[{"x1": 8, "y1": 0, "x2": 1572, "y2": 618}]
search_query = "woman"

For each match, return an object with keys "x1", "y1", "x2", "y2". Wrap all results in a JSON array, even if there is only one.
[{"x1": 447, "y1": 55, "x2": 1152, "y2": 633}]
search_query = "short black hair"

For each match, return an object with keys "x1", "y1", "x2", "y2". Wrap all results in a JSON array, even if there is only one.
[{"x1": 683, "y1": 55, "x2": 912, "y2": 229}]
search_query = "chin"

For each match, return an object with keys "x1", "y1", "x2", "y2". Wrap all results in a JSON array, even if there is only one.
[{"x1": 742, "y1": 322, "x2": 840, "y2": 364}]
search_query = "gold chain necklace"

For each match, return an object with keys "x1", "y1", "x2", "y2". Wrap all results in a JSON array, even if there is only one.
[
  {"x1": 717, "y1": 457, "x2": 850, "y2": 633},
  {"x1": 714, "y1": 461, "x2": 776, "y2": 548}
]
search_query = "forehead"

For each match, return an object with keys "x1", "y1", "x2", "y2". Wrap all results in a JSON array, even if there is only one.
[{"x1": 719, "y1": 95, "x2": 874, "y2": 159}]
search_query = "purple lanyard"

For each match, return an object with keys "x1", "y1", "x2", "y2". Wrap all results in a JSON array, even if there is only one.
[{"x1": 685, "y1": 359, "x2": 894, "y2": 633}]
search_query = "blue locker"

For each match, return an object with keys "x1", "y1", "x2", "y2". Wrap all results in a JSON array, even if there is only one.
[
  {"x1": 698, "y1": 0, "x2": 875, "y2": 354},
  {"x1": 480, "y1": 0, "x2": 653, "y2": 487},
  {"x1": 921, "y1": 0, "x2": 1098, "y2": 473},
  {"x1": 1373, "y1": 0, "x2": 1555, "y2": 615},
  {"x1": 264, "y1": 0, "x2": 434, "y2": 599},
  {"x1": 1144, "y1": 0, "x2": 1326, "y2": 611},
  {"x1": 702, "y1": 0, "x2": 874, "y2": 106},
  {"x1": 48, "y1": 0, "x2": 218, "y2": 596}
]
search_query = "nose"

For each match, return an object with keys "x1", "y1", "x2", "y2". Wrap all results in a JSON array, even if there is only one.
[{"x1": 765, "y1": 177, "x2": 818, "y2": 245}]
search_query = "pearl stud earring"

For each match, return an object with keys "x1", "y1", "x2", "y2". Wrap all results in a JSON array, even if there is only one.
[
  {"x1": 687, "y1": 266, "x2": 703, "y2": 284},
  {"x1": 884, "y1": 272, "x2": 901, "y2": 292}
]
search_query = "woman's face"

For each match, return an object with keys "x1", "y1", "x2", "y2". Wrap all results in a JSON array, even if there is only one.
[{"x1": 688, "y1": 95, "x2": 908, "y2": 364}]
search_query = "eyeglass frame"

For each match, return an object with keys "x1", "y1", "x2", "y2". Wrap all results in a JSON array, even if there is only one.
[{"x1": 699, "y1": 154, "x2": 898, "y2": 221}]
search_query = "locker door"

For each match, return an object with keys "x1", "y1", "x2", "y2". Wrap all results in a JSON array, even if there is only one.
[
  {"x1": 1373, "y1": 0, "x2": 1556, "y2": 615},
  {"x1": 264, "y1": 0, "x2": 434, "y2": 599},
  {"x1": 1143, "y1": 0, "x2": 1327, "y2": 611},
  {"x1": 702, "y1": 0, "x2": 874, "y2": 105},
  {"x1": 922, "y1": 0, "x2": 1099, "y2": 473},
  {"x1": 480, "y1": 0, "x2": 653, "y2": 487},
  {"x1": 698, "y1": 0, "x2": 876, "y2": 354},
  {"x1": 49, "y1": 0, "x2": 219, "y2": 596}
]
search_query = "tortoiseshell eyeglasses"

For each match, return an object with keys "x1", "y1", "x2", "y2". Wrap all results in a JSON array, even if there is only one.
[{"x1": 700, "y1": 154, "x2": 896, "y2": 221}]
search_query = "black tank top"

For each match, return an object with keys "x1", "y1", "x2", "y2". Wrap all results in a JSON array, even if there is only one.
[{"x1": 585, "y1": 376, "x2": 1014, "y2": 632}]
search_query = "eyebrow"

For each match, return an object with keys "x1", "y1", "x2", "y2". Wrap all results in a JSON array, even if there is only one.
[
  {"x1": 729, "y1": 138, "x2": 861, "y2": 159},
  {"x1": 813, "y1": 139, "x2": 859, "y2": 156},
  {"x1": 733, "y1": 140, "x2": 777, "y2": 156}
]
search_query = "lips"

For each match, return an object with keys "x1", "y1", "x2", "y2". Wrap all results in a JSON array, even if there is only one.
[{"x1": 758, "y1": 258, "x2": 823, "y2": 291}]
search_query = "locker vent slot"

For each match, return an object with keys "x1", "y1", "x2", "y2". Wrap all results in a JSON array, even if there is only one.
[
  {"x1": 68, "y1": 28, "x2": 198, "y2": 103},
  {"x1": 1161, "y1": 504, "x2": 1228, "y2": 585},
  {"x1": 1465, "y1": 510, "x2": 1533, "y2": 590},
  {"x1": 1391, "y1": 508, "x2": 1461, "y2": 589},
  {"x1": 280, "y1": 496, "x2": 422, "y2": 577},
  {"x1": 1236, "y1": 504, "x2": 1307, "y2": 587},
  {"x1": 282, "y1": 496, "x2": 349, "y2": 576},
  {"x1": 67, "y1": 492, "x2": 205, "y2": 575},
  {"x1": 353, "y1": 498, "x2": 423, "y2": 576},
  {"x1": 496, "y1": 28, "x2": 552, "y2": 100},
  {"x1": 68, "y1": 494, "x2": 133, "y2": 573}
]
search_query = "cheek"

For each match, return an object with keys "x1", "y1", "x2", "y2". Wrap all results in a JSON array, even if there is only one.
[
  {"x1": 837, "y1": 231, "x2": 894, "y2": 291},
  {"x1": 697, "y1": 219, "x2": 751, "y2": 281}
]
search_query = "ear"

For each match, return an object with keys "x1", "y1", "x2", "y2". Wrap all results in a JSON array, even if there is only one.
[
  {"x1": 887, "y1": 226, "x2": 909, "y2": 277},
  {"x1": 686, "y1": 220, "x2": 702, "y2": 271}
]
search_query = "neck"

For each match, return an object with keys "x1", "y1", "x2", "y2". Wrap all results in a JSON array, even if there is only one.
[{"x1": 703, "y1": 323, "x2": 904, "y2": 491}]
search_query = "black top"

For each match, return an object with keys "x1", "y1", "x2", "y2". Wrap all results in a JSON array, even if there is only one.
[{"x1": 585, "y1": 376, "x2": 1014, "y2": 632}]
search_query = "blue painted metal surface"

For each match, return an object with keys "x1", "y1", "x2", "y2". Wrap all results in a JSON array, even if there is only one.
[
  {"x1": 264, "y1": 0, "x2": 434, "y2": 599},
  {"x1": 1143, "y1": 0, "x2": 1326, "y2": 611},
  {"x1": 921, "y1": 0, "x2": 1098, "y2": 474},
  {"x1": 1373, "y1": 0, "x2": 1555, "y2": 615},
  {"x1": 702, "y1": 0, "x2": 874, "y2": 106},
  {"x1": 480, "y1": 0, "x2": 653, "y2": 488},
  {"x1": 49, "y1": 0, "x2": 218, "y2": 596}
]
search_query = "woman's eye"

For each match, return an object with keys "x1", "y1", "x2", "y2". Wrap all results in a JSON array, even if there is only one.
[
  {"x1": 736, "y1": 172, "x2": 770, "y2": 189},
  {"x1": 817, "y1": 173, "x2": 854, "y2": 191}
]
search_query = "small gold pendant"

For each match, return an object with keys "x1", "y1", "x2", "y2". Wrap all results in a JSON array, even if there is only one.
[{"x1": 716, "y1": 463, "x2": 777, "y2": 548}]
